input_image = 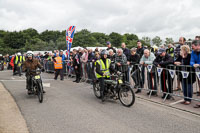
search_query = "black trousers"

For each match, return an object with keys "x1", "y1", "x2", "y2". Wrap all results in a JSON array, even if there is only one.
[
  {"x1": 55, "y1": 69, "x2": 64, "y2": 80},
  {"x1": 98, "y1": 77, "x2": 110, "y2": 98},
  {"x1": 98, "y1": 77, "x2": 105, "y2": 98},
  {"x1": 13, "y1": 64, "x2": 17, "y2": 74},
  {"x1": 75, "y1": 65, "x2": 81, "y2": 81},
  {"x1": 26, "y1": 75, "x2": 32, "y2": 90},
  {"x1": 147, "y1": 72, "x2": 157, "y2": 91},
  {"x1": 160, "y1": 70, "x2": 174, "y2": 94}
]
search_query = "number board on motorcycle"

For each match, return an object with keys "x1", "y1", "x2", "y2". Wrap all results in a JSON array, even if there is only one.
[
  {"x1": 35, "y1": 75, "x2": 40, "y2": 79},
  {"x1": 118, "y1": 79, "x2": 123, "y2": 84}
]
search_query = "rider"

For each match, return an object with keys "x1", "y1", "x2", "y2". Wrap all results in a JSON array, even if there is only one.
[
  {"x1": 22, "y1": 51, "x2": 45, "y2": 95},
  {"x1": 95, "y1": 50, "x2": 112, "y2": 102}
]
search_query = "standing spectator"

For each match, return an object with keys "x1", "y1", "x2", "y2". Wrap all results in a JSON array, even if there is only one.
[
  {"x1": 121, "y1": 42, "x2": 130, "y2": 81},
  {"x1": 107, "y1": 49, "x2": 115, "y2": 62},
  {"x1": 87, "y1": 49, "x2": 95, "y2": 82},
  {"x1": 128, "y1": 48, "x2": 140, "y2": 88},
  {"x1": 60, "y1": 50, "x2": 66, "y2": 75},
  {"x1": 136, "y1": 40, "x2": 145, "y2": 59},
  {"x1": 190, "y1": 40, "x2": 200, "y2": 108},
  {"x1": 115, "y1": 49, "x2": 127, "y2": 68},
  {"x1": 174, "y1": 37, "x2": 186, "y2": 60},
  {"x1": 174, "y1": 37, "x2": 186, "y2": 91},
  {"x1": 106, "y1": 41, "x2": 116, "y2": 53},
  {"x1": 121, "y1": 42, "x2": 130, "y2": 59},
  {"x1": 73, "y1": 49, "x2": 81, "y2": 83},
  {"x1": 195, "y1": 36, "x2": 200, "y2": 40},
  {"x1": 175, "y1": 45, "x2": 196, "y2": 105},
  {"x1": 107, "y1": 49, "x2": 116, "y2": 74},
  {"x1": 153, "y1": 48, "x2": 174, "y2": 99},
  {"x1": 115, "y1": 49, "x2": 127, "y2": 81},
  {"x1": 166, "y1": 44, "x2": 174, "y2": 58},
  {"x1": 137, "y1": 49, "x2": 157, "y2": 95},
  {"x1": 13, "y1": 52, "x2": 25, "y2": 76},
  {"x1": 95, "y1": 47, "x2": 99, "y2": 53},
  {"x1": 80, "y1": 49, "x2": 88, "y2": 81},
  {"x1": 53, "y1": 53, "x2": 64, "y2": 80},
  {"x1": 136, "y1": 40, "x2": 146, "y2": 88}
]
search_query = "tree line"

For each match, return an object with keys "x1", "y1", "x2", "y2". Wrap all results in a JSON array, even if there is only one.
[{"x1": 0, "y1": 28, "x2": 174, "y2": 55}]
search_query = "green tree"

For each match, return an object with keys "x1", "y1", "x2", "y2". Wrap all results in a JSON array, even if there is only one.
[
  {"x1": 40, "y1": 30, "x2": 61, "y2": 43},
  {"x1": 165, "y1": 38, "x2": 174, "y2": 45},
  {"x1": 73, "y1": 29, "x2": 97, "y2": 47},
  {"x1": 109, "y1": 32, "x2": 123, "y2": 47},
  {"x1": 152, "y1": 36, "x2": 162, "y2": 46},
  {"x1": 3, "y1": 31, "x2": 30, "y2": 49},
  {"x1": 22, "y1": 28, "x2": 39, "y2": 38},
  {"x1": 91, "y1": 32, "x2": 109, "y2": 45},
  {"x1": 142, "y1": 36, "x2": 151, "y2": 45}
]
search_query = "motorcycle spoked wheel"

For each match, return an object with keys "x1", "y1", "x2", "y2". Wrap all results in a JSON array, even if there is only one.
[
  {"x1": 93, "y1": 81, "x2": 101, "y2": 99},
  {"x1": 118, "y1": 85, "x2": 135, "y2": 107}
]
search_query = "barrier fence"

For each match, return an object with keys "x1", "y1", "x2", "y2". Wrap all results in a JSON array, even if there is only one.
[{"x1": 43, "y1": 60, "x2": 200, "y2": 102}]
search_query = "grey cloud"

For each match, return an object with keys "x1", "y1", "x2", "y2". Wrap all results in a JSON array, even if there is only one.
[{"x1": 0, "y1": 0, "x2": 199, "y2": 40}]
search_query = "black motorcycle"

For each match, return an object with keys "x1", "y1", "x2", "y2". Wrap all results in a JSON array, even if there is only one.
[
  {"x1": 93, "y1": 71, "x2": 135, "y2": 107},
  {"x1": 27, "y1": 69, "x2": 44, "y2": 103}
]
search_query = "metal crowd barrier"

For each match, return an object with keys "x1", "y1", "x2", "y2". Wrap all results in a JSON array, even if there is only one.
[
  {"x1": 129, "y1": 64, "x2": 200, "y2": 102},
  {"x1": 44, "y1": 59, "x2": 200, "y2": 102}
]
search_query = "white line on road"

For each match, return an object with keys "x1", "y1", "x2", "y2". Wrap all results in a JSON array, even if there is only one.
[
  {"x1": 169, "y1": 99, "x2": 184, "y2": 106},
  {"x1": 0, "y1": 79, "x2": 55, "y2": 82},
  {"x1": 43, "y1": 83, "x2": 50, "y2": 87}
]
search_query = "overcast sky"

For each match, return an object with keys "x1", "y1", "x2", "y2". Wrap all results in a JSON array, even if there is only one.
[{"x1": 0, "y1": 0, "x2": 200, "y2": 41}]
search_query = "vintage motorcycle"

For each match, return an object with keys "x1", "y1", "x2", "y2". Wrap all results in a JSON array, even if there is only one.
[
  {"x1": 27, "y1": 69, "x2": 44, "y2": 103},
  {"x1": 93, "y1": 71, "x2": 135, "y2": 107}
]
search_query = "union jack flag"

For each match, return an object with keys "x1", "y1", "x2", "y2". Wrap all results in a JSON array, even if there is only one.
[{"x1": 66, "y1": 26, "x2": 76, "y2": 59}]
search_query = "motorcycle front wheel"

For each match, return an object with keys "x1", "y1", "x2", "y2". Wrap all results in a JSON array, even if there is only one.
[
  {"x1": 37, "y1": 81, "x2": 43, "y2": 103},
  {"x1": 118, "y1": 85, "x2": 135, "y2": 107}
]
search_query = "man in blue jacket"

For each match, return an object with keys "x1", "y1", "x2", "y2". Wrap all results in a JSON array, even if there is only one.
[
  {"x1": 60, "y1": 50, "x2": 66, "y2": 77},
  {"x1": 190, "y1": 40, "x2": 200, "y2": 108}
]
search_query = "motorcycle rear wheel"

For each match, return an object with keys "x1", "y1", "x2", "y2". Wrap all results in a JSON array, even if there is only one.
[{"x1": 93, "y1": 81, "x2": 101, "y2": 99}]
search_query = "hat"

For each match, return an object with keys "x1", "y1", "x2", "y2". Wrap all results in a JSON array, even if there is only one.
[
  {"x1": 157, "y1": 48, "x2": 166, "y2": 54},
  {"x1": 106, "y1": 41, "x2": 111, "y2": 45},
  {"x1": 60, "y1": 50, "x2": 63, "y2": 52}
]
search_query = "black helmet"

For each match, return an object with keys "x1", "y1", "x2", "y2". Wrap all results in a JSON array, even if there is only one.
[
  {"x1": 101, "y1": 50, "x2": 108, "y2": 56},
  {"x1": 101, "y1": 50, "x2": 108, "y2": 58}
]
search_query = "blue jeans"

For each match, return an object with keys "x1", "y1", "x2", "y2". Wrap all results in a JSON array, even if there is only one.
[{"x1": 182, "y1": 82, "x2": 193, "y2": 102}]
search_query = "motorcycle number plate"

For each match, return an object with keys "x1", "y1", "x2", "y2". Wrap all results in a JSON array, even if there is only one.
[
  {"x1": 35, "y1": 75, "x2": 40, "y2": 79},
  {"x1": 118, "y1": 79, "x2": 123, "y2": 84}
]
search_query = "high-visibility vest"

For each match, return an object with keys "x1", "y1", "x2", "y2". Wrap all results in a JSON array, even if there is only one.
[
  {"x1": 96, "y1": 59, "x2": 111, "y2": 78},
  {"x1": 15, "y1": 56, "x2": 25, "y2": 64},
  {"x1": 54, "y1": 57, "x2": 63, "y2": 69}
]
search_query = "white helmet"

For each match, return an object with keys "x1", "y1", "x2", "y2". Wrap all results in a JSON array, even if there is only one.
[
  {"x1": 17, "y1": 52, "x2": 21, "y2": 56},
  {"x1": 27, "y1": 51, "x2": 33, "y2": 57}
]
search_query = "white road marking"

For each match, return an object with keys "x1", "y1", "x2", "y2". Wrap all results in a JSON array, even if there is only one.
[
  {"x1": 43, "y1": 83, "x2": 50, "y2": 87},
  {"x1": 0, "y1": 79, "x2": 55, "y2": 82},
  {"x1": 169, "y1": 99, "x2": 184, "y2": 105}
]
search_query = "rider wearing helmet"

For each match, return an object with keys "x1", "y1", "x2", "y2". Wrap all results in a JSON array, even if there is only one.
[
  {"x1": 23, "y1": 51, "x2": 44, "y2": 95},
  {"x1": 95, "y1": 50, "x2": 113, "y2": 102}
]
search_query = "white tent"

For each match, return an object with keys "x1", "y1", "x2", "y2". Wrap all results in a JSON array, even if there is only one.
[{"x1": 70, "y1": 46, "x2": 84, "y2": 51}]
